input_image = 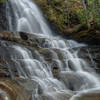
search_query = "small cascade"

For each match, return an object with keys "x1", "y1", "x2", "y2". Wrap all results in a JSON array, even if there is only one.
[
  {"x1": 4, "y1": 0, "x2": 100, "y2": 100},
  {"x1": 7, "y1": 0, "x2": 52, "y2": 34},
  {"x1": 1, "y1": 39, "x2": 99, "y2": 100},
  {"x1": 0, "y1": 35, "x2": 100, "y2": 100}
]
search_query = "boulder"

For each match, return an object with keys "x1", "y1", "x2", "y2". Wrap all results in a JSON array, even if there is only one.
[
  {"x1": 71, "y1": 89, "x2": 100, "y2": 100},
  {"x1": 0, "y1": 78, "x2": 31, "y2": 100}
]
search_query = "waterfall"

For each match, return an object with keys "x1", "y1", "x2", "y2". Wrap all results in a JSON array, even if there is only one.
[
  {"x1": 5, "y1": 0, "x2": 100, "y2": 100},
  {"x1": 7, "y1": 0, "x2": 52, "y2": 34}
]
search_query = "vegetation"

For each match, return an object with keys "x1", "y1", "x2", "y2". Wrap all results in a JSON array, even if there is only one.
[
  {"x1": 0, "y1": 0, "x2": 6, "y2": 3},
  {"x1": 77, "y1": 0, "x2": 100, "y2": 27},
  {"x1": 33, "y1": 0, "x2": 100, "y2": 44}
]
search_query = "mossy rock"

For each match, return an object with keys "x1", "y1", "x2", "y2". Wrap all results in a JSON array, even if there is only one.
[
  {"x1": 33, "y1": 0, "x2": 100, "y2": 44},
  {"x1": 33, "y1": 0, "x2": 80, "y2": 33}
]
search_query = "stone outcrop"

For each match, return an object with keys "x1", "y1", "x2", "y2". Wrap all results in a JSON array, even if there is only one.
[
  {"x1": 0, "y1": 31, "x2": 100, "y2": 76},
  {"x1": 0, "y1": 78, "x2": 31, "y2": 100},
  {"x1": 71, "y1": 46, "x2": 100, "y2": 73}
]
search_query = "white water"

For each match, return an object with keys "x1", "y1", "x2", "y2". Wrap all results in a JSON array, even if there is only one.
[
  {"x1": 7, "y1": 0, "x2": 52, "y2": 34},
  {"x1": 7, "y1": 0, "x2": 100, "y2": 100}
]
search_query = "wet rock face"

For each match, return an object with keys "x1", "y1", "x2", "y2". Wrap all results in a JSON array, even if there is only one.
[
  {"x1": 0, "y1": 78, "x2": 31, "y2": 100},
  {"x1": 72, "y1": 89, "x2": 100, "y2": 100},
  {"x1": 78, "y1": 94, "x2": 100, "y2": 100},
  {"x1": 19, "y1": 32, "x2": 28, "y2": 40},
  {"x1": 0, "y1": 32, "x2": 100, "y2": 76},
  {"x1": 38, "y1": 92, "x2": 72, "y2": 100},
  {"x1": 0, "y1": 32, "x2": 100, "y2": 100},
  {"x1": 71, "y1": 25, "x2": 100, "y2": 45},
  {"x1": 0, "y1": 45, "x2": 18, "y2": 78},
  {"x1": 0, "y1": 1, "x2": 8, "y2": 30},
  {"x1": 72, "y1": 46, "x2": 100, "y2": 74}
]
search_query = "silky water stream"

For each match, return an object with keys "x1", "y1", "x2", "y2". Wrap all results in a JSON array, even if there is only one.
[{"x1": 5, "y1": 0, "x2": 100, "y2": 100}]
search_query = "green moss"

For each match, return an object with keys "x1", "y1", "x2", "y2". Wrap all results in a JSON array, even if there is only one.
[
  {"x1": 0, "y1": 0, "x2": 6, "y2": 3},
  {"x1": 33, "y1": 0, "x2": 100, "y2": 44}
]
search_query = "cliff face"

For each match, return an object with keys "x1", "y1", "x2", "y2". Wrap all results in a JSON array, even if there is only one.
[
  {"x1": 33, "y1": 0, "x2": 100, "y2": 44},
  {"x1": 0, "y1": 1, "x2": 8, "y2": 30}
]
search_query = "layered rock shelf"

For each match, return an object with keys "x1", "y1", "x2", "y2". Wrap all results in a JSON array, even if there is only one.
[
  {"x1": 0, "y1": 78, "x2": 31, "y2": 100},
  {"x1": 0, "y1": 31, "x2": 100, "y2": 100}
]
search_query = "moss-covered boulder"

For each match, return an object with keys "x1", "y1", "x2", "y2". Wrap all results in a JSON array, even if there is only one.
[
  {"x1": 33, "y1": 0, "x2": 80, "y2": 32},
  {"x1": 33, "y1": 0, "x2": 100, "y2": 44}
]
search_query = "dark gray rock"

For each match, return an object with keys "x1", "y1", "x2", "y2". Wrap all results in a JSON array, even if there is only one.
[{"x1": 0, "y1": 1, "x2": 8, "y2": 30}]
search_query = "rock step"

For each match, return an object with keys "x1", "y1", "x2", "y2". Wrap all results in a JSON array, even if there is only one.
[
  {"x1": 0, "y1": 78, "x2": 31, "y2": 100},
  {"x1": 71, "y1": 89, "x2": 100, "y2": 100},
  {"x1": 0, "y1": 31, "x2": 84, "y2": 49}
]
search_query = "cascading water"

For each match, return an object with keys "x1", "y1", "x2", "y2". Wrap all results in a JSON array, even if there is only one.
[
  {"x1": 7, "y1": 0, "x2": 52, "y2": 34},
  {"x1": 5, "y1": 0, "x2": 100, "y2": 100}
]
